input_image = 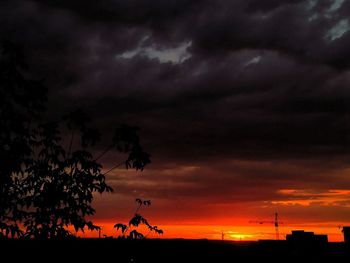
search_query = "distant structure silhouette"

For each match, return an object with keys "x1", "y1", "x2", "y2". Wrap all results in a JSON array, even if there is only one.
[
  {"x1": 250, "y1": 212, "x2": 281, "y2": 240},
  {"x1": 342, "y1": 226, "x2": 350, "y2": 244},
  {"x1": 286, "y1": 230, "x2": 328, "y2": 245}
]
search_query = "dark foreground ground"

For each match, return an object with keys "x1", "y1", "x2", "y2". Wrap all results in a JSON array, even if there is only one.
[{"x1": 1, "y1": 238, "x2": 349, "y2": 263}]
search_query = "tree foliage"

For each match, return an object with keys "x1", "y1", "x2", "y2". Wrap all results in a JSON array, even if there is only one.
[
  {"x1": 0, "y1": 40, "x2": 46, "y2": 237},
  {"x1": 114, "y1": 198, "x2": 163, "y2": 239},
  {"x1": 0, "y1": 41, "x2": 151, "y2": 238},
  {"x1": 22, "y1": 120, "x2": 112, "y2": 238}
]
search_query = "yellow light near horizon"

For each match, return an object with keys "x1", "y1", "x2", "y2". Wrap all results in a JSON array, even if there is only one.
[{"x1": 229, "y1": 234, "x2": 254, "y2": 240}]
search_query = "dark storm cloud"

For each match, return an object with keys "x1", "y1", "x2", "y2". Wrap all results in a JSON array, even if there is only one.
[
  {"x1": 3, "y1": 0, "x2": 348, "y2": 161},
  {"x1": 2, "y1": 0, "x2": 350, "y2": 211},
  {"x1": 31, "y1": 0, "x2": 201, "y2": 24},
  {"x1": 189, "y1": 1, "x2": 350, "y2": 70},
  {"x1": 107, "y1": 159, "x2": 350, "y2": 202},
  {"x1": 245, "y1": 0, "x2": 306, "y2": 12}
]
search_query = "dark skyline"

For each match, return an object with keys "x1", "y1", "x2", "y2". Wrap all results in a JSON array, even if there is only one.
[{"x1": 2, "y1": 0, "x2": 350, "y2": 240}]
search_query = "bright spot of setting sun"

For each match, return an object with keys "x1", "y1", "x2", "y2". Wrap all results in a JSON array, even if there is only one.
[
  {"x1": 226, "y1": 231, "x2": 254, "y2": 241},
  {"x1": 229, "y1": 234, "x2": 253, "y2": 240}
]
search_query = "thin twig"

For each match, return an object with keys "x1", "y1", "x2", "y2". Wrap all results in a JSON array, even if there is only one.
[
  {"x1": 102, "y1": 161, "x2": 124, "y2": 176},
  {"x1": 94, "y1": 144, "x2": 114, "y2": 162},
  {"x1": 67, "y1": 130, "x2": 74, "y2": 158}
]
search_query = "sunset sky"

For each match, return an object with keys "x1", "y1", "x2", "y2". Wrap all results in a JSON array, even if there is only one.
[{"x1": 2, "y1": 0, "x2": 350, "y2": 241}]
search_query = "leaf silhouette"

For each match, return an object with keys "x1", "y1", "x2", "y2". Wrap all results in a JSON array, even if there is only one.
[
  {"x1": 114, "y1": 199, "x2": 163, "y2": 239},
  {"x1": 136, "y1": 198, "x2": 143, "y2": 206},
  {"x1": 143, "y1": 200, "x2": 151, "y2": 206},
  {"x1": 114, "y1": 223, "x2": 127, "y2": 233},
  {"x1": 129, "y1": 230, "x2": 144, "y2": 240}
]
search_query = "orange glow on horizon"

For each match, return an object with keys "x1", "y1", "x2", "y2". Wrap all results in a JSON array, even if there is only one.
[
  {"x1": 77, "y1": 221, "x2": 346, "y2": 242},
  {"x1": 88, "y1": 187, "x2": 350, "y2": 243}
]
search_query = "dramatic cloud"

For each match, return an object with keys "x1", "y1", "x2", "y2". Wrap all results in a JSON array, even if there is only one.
[{"x1": 2, "y1": 0, "x2": 350, "y2": 239}]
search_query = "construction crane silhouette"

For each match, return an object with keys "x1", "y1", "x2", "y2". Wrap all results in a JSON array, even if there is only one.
[{"x1": 249, "y1": 212, "x2": 282, "y2": 240}]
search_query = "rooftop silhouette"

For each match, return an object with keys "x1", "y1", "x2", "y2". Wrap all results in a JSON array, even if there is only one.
[{"x1": 286, "y1": 230, "x2": 328, "y2": 246}]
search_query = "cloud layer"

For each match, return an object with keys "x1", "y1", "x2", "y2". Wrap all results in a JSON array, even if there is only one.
[{"x1": 2, "y1": 0, "x2": 350, "y2": 229}]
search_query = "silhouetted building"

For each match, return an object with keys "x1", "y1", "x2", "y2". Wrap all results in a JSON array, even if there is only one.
[
  {"x1": 286, "y1": 230, "x2": 328, "y2": 246},
  {"x1": 342, "y1": 226, "x2": 350, "y2": 244}
]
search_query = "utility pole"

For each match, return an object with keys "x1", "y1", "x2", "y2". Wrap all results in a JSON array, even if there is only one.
[{"x1": 274, "y1": 212, "x2": 279, "y2": 240}]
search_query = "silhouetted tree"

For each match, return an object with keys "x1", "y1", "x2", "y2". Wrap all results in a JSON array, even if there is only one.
[
  {"x1": 0, "y1": 41, "x2": 151, "y2": 238},
  {"x1": 21, "y1": 118, "x2": 108, "y2": 238},
  {"x1": 21, "y1": 116, "x2": 150, "y2": 238},
  {"x1": 0, "y1": 40, "x2": 46, "y2": 237},
  {"x1": 114, "y1": 198, "x2": 163, "y2": 239}
]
